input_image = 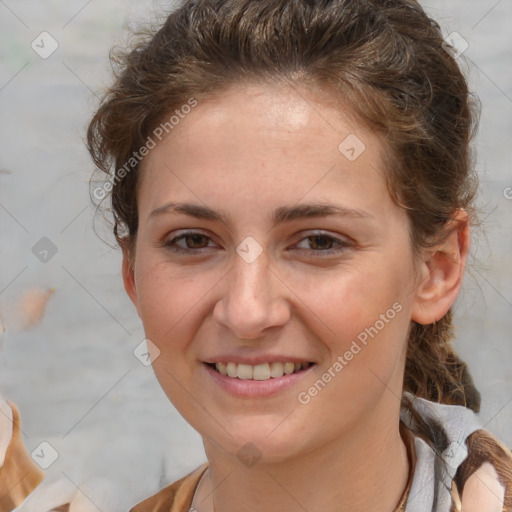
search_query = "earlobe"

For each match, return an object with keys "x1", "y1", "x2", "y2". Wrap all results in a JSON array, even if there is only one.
[
  {"x1": 411, "y1": 210, "x2": 470, "y2": 325},
  {"x1": 121, "y1": 246, "x2": 140, "y2": 317}
]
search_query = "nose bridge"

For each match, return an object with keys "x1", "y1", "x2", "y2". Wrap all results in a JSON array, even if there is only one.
[
  {"x1": 214, "y1": 245, "x2": 289, "y2": 339},
  {"x1": 232, "y1": 248, "x2": 270, "y2": 301}
]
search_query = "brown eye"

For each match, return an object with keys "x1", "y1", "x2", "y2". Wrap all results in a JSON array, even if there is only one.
[
  {"x1": 308, "y1": 235, "x2": 336, "y2": 251},
  {"x1": 294, "y1": 232, "x2": 352, "y2": 256},
  {"x1": 182, "y1": 234, "x2": 210, "y2": 249},
  {"x1": 163, "y1": 232, "x2": 215, "y2": 253}
]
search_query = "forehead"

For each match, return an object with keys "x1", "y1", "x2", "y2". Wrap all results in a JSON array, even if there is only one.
[
  {"x1": 138, "y1": 82, "x2": 390, "y2": 218},
  {"x1": 157, "y1": 81, "x2": 379, "y2": 151}
]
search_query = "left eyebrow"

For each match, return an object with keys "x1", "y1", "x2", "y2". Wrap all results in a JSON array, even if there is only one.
[
  {"x1": 148, "y1": 201, "x2": 374, "y2": 227},
  {"x1": 272, "y1": 203, "x2": 374, "y2": 224}
]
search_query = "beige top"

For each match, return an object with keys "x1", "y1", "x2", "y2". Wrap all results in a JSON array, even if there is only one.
[
  {"x1": 130, "y1": 424, "x2": 418, "y2": 512},
  {"x1": 2, "y1": 397, "x2": 510, "y2": 511},
  {"x1": 0, "y1": 401, "x2": 46, "y2": 512}
]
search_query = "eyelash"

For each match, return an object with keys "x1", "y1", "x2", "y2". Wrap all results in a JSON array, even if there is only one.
[{"x1": 161, "y1": 231, "x2": 352, "y2": 257}]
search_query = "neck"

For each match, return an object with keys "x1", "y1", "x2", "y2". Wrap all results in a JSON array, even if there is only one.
[{"x1": 195, "y1": 396, "x2": 410, "y2": 512}]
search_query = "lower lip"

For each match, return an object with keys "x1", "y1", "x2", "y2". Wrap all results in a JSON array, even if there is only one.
[{"x1": 202, "y1": 363, "x2": 316, "y2": 398}]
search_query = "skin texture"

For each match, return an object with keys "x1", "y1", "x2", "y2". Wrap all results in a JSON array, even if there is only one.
[{"x1": 122, "y1": 82, "x2": 470, "y2": 512}]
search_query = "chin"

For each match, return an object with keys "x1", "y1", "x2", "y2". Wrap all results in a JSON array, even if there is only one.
[{"x1": 202, "y1": 419, "x2": 314, "y2": 466}]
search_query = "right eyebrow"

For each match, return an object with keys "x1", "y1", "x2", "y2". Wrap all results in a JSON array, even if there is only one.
[{"x1": 148, "y1": 202, "x2": 229, "y2": 225}]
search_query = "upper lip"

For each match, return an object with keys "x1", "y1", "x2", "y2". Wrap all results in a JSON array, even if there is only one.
[{"x1": 203, "y1": 355, "x2": 316, "y2": 365}]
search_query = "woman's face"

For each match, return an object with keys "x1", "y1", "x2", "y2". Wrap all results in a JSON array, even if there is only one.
[{"x1": 124, "y1": 82, "x2": 423, "y2": 461}]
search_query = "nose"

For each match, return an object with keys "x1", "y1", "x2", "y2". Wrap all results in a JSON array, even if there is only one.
[{"x1": 212, "y1": 248, "x2": 291, "y2": 340}]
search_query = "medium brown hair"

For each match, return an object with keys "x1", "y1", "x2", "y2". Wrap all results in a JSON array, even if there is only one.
[{"x1": 87, "y1": 0, "x2": 480, "y2": 412}]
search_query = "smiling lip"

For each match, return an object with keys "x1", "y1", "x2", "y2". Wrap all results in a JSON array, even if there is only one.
[
  {"x1": 202, "y1": 361, "x2": 316, "y2": 398},
  {"x1": 202, "y1": 355, "x2": 316, "y2": 365}
]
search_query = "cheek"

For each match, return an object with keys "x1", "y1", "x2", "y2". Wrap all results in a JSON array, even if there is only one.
[
  {"x1": 286, "y1": 256, "x2": 413, "y2": 398},
  {"x1": 134, "y1": 257, "x2": 213, "y2": 348},
  {"x1": 133, "y1": 257, "x2": 211, "y2": 409},
  {"x1": 285, "y1": 258, "x2": 411, "y2": 342}
]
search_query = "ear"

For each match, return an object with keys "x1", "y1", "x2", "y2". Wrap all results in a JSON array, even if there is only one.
[
  {"x1": 121, "y1": 244, "x2": 141, "y2": 318},
  {"x1": 411, "y1": 209, "x2": 470, "y2": 325}
]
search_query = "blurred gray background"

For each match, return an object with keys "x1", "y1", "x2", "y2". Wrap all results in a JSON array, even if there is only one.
[{"x1": 0, "y1": 0, "x2": 511, "y2": 510}]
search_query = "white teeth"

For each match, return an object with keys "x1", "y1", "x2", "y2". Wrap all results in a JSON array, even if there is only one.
[
  {"x1": 269, "y1": 362, "x2": 284, "y2": 378},
  {"x1": 216, "y1": 362, "x2": 228, "y2": 376},
  {"x1": 237, "y1": 364, "x2": 253, "y2": 380},
  {"x1": 283, "y1": 362, "x2": 295, "y2": 375},
  {"x1": 226, "y1": 362, "x2": 238, "y2": 378},
  {"x1": 213, "y1": 361, "x2": 310, "y2": 380},
  {"x1": 252, "y1": 363, "x2": 271, "y2": 381}
]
